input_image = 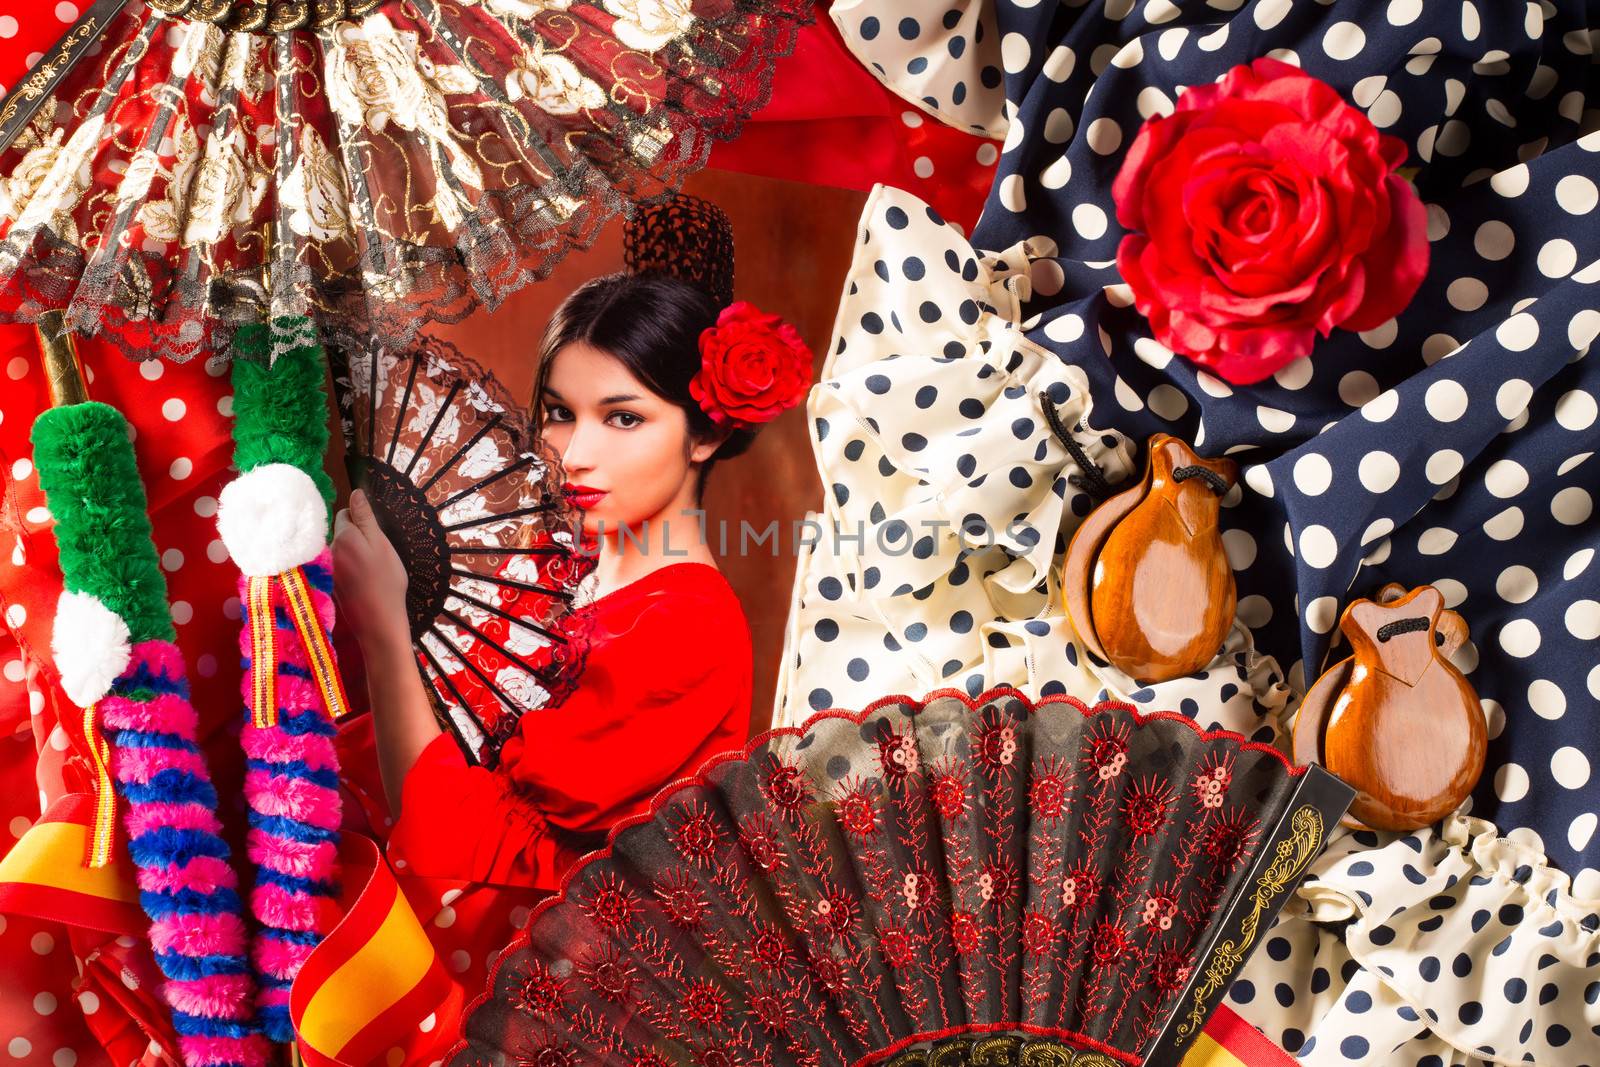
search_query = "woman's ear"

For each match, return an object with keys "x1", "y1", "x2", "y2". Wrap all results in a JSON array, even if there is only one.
[{"x1": 689, "y1": 425, "x2": 735, "y2": 464}]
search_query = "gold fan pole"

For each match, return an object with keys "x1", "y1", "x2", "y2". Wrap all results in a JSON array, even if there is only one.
[{"x1": 35, "y1": 310, "x2": 89, "y2": 408}]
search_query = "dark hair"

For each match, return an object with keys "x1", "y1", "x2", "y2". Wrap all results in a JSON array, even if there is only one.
[{"x1": 532, "y1": 272, "x2": 759, "y2": 497}]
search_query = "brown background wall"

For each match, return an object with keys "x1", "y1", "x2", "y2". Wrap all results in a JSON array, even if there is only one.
[{"x1": 430, "y1": 169, "x2": 869, "y2": 736}]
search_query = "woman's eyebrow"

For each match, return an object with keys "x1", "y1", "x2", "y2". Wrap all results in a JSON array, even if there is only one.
[{"x1": 543, "y1": 385, "x2": 643, "y2": 405}]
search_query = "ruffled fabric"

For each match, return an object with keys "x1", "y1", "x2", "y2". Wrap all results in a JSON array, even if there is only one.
[
  {"x1": 792, "y1": 1, "x2": 1600, "y2": 1060},
  {"x1": 1228, "y1": 814, "x2": 1600, "y2": 1065},
  {"x1": 829, "y1": 0, "x2": 1008, "y2": 138},
  {"x1": 775, "y1": 184, "x2": 1293, "y2": 746}
]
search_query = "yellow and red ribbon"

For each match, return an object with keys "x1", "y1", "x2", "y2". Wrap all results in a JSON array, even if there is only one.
[
  {"x1": 247, "y1": 574, "x2": 278, "y2": 729},
  {"x1": 83, "y1": 703, "x2": 116, "y2": 868},
  {"x1": 247, "y1": 566, "x2": 351, "y2": 729},
  {"x1": 0, "y1": 794, "x2": 143, "y2": 935},
  {"x1": 282, "y1": 565, "x2": 352, "y2": 722}
]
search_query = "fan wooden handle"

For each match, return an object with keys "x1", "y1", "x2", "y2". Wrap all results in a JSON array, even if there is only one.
[{"x1": 35, "y1": 311, "x2": 89, "y2": 408}]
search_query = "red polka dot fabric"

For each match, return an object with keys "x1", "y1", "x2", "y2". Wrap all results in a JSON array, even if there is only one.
[{"x1": 0, "y1": 323, "x2": 242, "y2": 1067}]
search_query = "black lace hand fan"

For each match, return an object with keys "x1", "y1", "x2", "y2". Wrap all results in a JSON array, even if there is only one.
[
  {"x1": 450, "y1": 688, "x2": 1352, "y2": 1067},
  {"x1": 331, "y1": 334, "x2": 595, "y2": 767}
]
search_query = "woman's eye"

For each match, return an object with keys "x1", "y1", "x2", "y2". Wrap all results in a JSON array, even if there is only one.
[
  {"x1": 608, "y1": 411, "x2": 644, "y2": 429},
  {"x1": 544, "y1": 404, "x2": 573, "y2": 422}
]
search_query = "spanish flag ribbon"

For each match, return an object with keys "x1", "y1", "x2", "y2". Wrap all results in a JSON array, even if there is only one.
[
  {"x1": 0, "y1": 793, "x2": 143, "y2": 936},
  {"x1": 83, "y1": 703, "x2": 117, "y2": 868},
  {"x1": 1182, "y1": 1004, "x2": 1298, "y2": 1067},
  {"x1": 290, "y1": 832, "x2": 455, "y2": 1067}
]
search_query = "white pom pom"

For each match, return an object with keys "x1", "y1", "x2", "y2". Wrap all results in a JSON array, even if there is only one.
[
  {"x1": 53, "y1": 591, "x2": 132, "y2": 708},
  {"x1": 217, "y1": 463, "x2": 328, "y2": 576}
]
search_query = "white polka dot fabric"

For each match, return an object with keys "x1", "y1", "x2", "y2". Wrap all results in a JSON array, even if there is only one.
[
  {"x1": 807, "y1": 0, "x2": 1600, "y2": 1062},
  {"x1": 775, "y1": 185, "x2": 1293, "y2": 746},
  {"x1": 1229, "y1": 816, "x2": 1599, "y2": 1065}
]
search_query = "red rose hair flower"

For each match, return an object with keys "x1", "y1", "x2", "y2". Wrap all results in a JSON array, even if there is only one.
[
  {"x1": 690, "y1": 301, "x2": 813, "y2": 429},
  {"x1": 1114, "y1": 58, "x2": 1429, "y2": 384}
]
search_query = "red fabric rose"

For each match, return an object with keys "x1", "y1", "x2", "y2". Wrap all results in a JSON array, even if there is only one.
[
  {"x1": 690, "y1": 301, "x2": 814, "y2": 428},
  {"x1": 1113, "y1": 58, "x2": 1429, "y2": 384}
]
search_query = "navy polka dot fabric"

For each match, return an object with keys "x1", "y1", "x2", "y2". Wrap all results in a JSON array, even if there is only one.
[
  {"x1": 796, "y1": 0, "x2": 1600, "y2": 1062},
  {"x1": 834, "y1": 0, "x2": 1600, "y2": 888}
]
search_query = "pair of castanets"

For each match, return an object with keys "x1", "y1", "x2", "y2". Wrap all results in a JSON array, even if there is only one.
[{"x1": 1062, "y1": 435, "x2": 1485, "y2": 832}]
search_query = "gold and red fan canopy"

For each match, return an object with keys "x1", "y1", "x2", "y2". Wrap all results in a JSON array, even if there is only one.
[{"x1": 0, "y1": 0, "x2": 808, "y2": 362}]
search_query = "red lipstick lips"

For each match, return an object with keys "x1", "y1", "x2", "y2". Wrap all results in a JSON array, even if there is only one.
[{"x1": 563, "y1": 483, "x2": 607, "y2": 509}]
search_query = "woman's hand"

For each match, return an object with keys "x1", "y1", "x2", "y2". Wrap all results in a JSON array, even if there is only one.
[
  {"x1": 334, "y1": 488, "x2": 442, "y2": 814},
  {"x1": 333, "y1": 489, "x2": 411, "y2": 654}
]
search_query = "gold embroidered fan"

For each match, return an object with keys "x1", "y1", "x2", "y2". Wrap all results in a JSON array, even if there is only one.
[
  {"x1": 330, "y1": 333, "x2": 594, "y2": 767},
  {"x1": 0, "y1": 0, "x2": 808, "y2": 363},
  {"x1": 450, "y1": 687, "x2": 1353, "y2": 1067}
]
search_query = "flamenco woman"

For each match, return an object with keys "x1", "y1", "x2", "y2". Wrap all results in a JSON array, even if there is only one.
[{"x1": 333, "y1": 218, "x2": 814, "y2": 900}]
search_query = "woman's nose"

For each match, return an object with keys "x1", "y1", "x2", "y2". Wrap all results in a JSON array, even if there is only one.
[{"x1": 559, "y1": 419, "x2": 597, "y2": 474}]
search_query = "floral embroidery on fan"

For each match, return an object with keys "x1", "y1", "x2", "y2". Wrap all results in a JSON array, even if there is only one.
[
  {"x1": 748, "y1": 922, "x2": 795, "y2": 976},
  {"x1": 518, "y1": 1040, "x2": 579, "y2": 1067},
  {"x1": 1202, "y1": 806, "x2": 1261, "y2": 866},
  {"x1": 512, "y1": 961, "x2": 569, "y2": 1018},
  {"x1": 928, "y1": 762, "x2": 970, "y2": 819},
  {"x1": 737, "y1": 814, "x2": 789, "y2": 874},
  {"x1": 583, "y1": 873, "x2": 643, "y2": 932},
  {"x1": 835, "y1": 779, "x2": 881, "y2": 838},
  {"x1": 654, "y1": 869, "x2": 711, "y2": 930},
  {"x1": 901, "y1": 863, "x2": 942, "y2": 914},
  {"x1": 1021, "y1": 909, "x2": 1060, "y2": 957},
  {"x1": 669, "y1": 800, "x2": 725, "y2": 867},
  {"x1": 681, "y1": 978, "x2": 730, "y2": 1030},
  {"x1": 1122, "y1": 776, "x2": 1175, "y2": 838},
  {"x1": 762, "y1": 754, "x2": 813, "y2": 815},
  {"x1": 877, "y1": 725, "x2": 922, "y2": 784},
  {"x1": 1191, "y1": 755, "x2": 1234, "y2": 810},
  {"x1": 1140, "y1": 892, "x2": 1180, "y2": 932},
  {"x1": 977, "y1": 855, "x2": 1021, "y2": 906},
  {"x1": 808, "y1": 951, "x2": 852, "y2": 1000},
  {"x1": 878, "y1": 922, "x2": 918, "y2": 968},
  {"x1": 973, "y1": 708, "x2": 1021, "y2": 775},
  {"x1": 1085, "y1": 720, "x2": 1131, "y2": 782},
  {"x1": 1028, "y1": 754, "x2": 1075, "y2": 823},
  {"x1": 813, "y1": 887, "x2": 861, "y2": 942},
  {"x1": 1060, "y1": 862, "x2": 1101, "y2": 912},
  {"x1": 1088, "y1": 919, "x2": 1133, "y2": 967},
  {"x1": 1149, "y1": 946, "x2": 1193, "y2": 993},
  {"x1": 577, "y1": 943, "x2": 638, "y2": 1004},
  {"x1": 748, "y1": 987, "x2": 797, "y2": 1035},
  {"x1": 950, "y1": 909, "x2": 982, "y2": 955}
]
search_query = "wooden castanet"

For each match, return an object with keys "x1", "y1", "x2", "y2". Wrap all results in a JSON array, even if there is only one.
[
  {"x1": 1294, "y1": 584, "x2": 1484, "y2": 832},
  {"x1": 1060, "y1": 458, "x2": 1152, "y2": 665},
  {"x1": 1062, "y1": 434, "x2": 1238, "y2": 684}
]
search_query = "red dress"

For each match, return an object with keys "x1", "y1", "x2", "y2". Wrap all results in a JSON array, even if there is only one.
[
  {"x1": 325, "y1": 562, "x2": 752, "y2": 1060},
  {"x1": 386, "y1": 560, "x2": 754, "y2": 888}
]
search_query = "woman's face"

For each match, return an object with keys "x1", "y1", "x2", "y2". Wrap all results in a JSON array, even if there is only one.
[{"x1": 539, "y1": 342, "x2": 719, "y2": 536}]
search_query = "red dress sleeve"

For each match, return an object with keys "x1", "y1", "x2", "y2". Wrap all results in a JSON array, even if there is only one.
[{"x1": 385, "y1": 566, "x2": 752, "y2": 891}]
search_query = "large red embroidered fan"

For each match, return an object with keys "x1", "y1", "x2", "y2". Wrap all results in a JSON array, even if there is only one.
[
  {"x1": 451, "y1": 688, "x2": 1352, "y2": 1067},
  {"x1": 0, "y1": 0, "x2": 808, "y2": 362},
  {"x1": 330, "y1": 333, "x2": 595, "y2": 767}
]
